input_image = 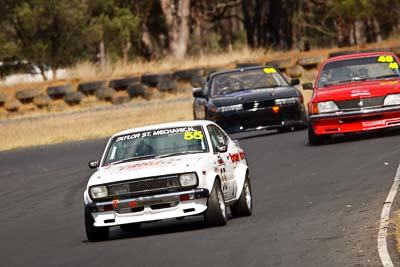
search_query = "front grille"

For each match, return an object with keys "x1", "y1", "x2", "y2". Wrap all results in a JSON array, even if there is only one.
[
  {"x1": 107, "y1": 175, "x2": 181, "y2": 199},
  {"x1": 242, "y1": 100, "x2": 275, "y2": 110},
  {"x1": 336, "y1": 96, "x2": 385, "y2": 111}
]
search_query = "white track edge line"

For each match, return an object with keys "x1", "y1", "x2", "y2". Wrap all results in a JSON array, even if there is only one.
[{"x1": 378, "y1": 164, "x2": 400, "y2": 267}]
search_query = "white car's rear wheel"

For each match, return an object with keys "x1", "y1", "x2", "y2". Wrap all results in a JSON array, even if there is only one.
[
  {"x1": 231, "y1": 177, "x2": 252, "y2": 217},
  {"x1": 204, "y1": 180, "x2": 227, "y2": 226}
]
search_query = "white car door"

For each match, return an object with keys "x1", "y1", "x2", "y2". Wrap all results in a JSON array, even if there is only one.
[{"x1": 207, "y1": 125, "x2": 236, "y2": 201}]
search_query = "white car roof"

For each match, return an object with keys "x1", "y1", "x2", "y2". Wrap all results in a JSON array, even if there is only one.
[{"x1": 112, "y1": 120, "x2": 214, "y2": 137}]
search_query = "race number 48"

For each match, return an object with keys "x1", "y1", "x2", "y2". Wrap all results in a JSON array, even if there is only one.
[{"x1": 184, "y1": 131, "x2": 203, "y2": 140}]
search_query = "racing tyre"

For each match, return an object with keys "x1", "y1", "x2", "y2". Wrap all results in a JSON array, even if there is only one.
[
  {"x1": 0, "y1": 92, "x2": 9, "y2": 106},
  {"x1": 120, "y1": 223, "x2": 141, "y2": 232},
  {"x1": 15, "y1": 88, "x2": 41, "y2": 103},
  {"x1": 109, "y1": 77, "x2": 140, "y2": 91},
  {"x1": 308, "y1": 124, "x2": 325, "y2": 146},
  {"x1": 85, "y1": 206, "x2": 109, "y2": 242},
  {"x1": 78, "y1": 81, "x2": 105, "y2": 95},
  {"x1": 47, "y1": 85, "x2": 73, "y2": 99},
  {"x1": 204, "y1": 180, "x2": 227, "y2": 227},
  {"x1": 230, "y1": 177, "x2": 252, "y2": 217}
]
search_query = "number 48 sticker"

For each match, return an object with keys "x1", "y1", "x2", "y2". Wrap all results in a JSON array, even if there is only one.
[{"x1": 184, "y1": 131, "x2": 203, "y2": 140}]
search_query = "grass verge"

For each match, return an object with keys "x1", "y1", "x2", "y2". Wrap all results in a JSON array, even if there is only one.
[
  {"x1": 0, "y1": 96, "x2": 193, "y2": 151},
  {"x1": 395, "y1": 210, "x2": 400, "y2": 253}
]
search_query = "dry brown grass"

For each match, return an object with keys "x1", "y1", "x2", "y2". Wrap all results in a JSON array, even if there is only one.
[
  {"x1": 1, "y1": 39, "x2": 399, "y2": 93},
  {"x1": 394, "y1": 210, "x2": 400, "y2": 253},
  {"x1": 67, "y1": 47, "x2": 270, "y2": 80},
  {"x1": 0, "y1": 96, "x2": 193, "y2": 151}
]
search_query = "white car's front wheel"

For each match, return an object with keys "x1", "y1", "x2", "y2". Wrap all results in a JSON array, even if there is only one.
[
  {"x1": 204, "y1": 180, "x2": 227, "y2": 226},
  {"x1": 85, "y1": 206, "x2": 109, "y2": 242}
]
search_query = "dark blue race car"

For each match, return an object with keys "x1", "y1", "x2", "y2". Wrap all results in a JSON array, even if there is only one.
[{"x1": 192, "y1": 66, "x2": 307, "y2": 134}]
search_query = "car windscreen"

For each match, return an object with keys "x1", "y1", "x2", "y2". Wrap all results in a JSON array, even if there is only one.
[
  {"x1": 210, "y1": 67, "x2": 289, "y2": 97},
  {"x1": 102, "y1": 126, "x2": 209, "y2": 166},
  {"x1": 317, "y1": 55, "x2": 400, "y2": 87}
]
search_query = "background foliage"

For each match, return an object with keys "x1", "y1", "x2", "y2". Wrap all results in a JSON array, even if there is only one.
[{"x1": 0, "y1": 0, "x2": 399, "y2": 79}]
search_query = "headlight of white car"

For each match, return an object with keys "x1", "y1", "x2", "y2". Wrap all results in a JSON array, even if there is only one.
[
  {"x1": 383, "y1": 94, "x2": 400, "y2": 106},
  {"x1": 90, "y1": 185, "x2": 108, "y2": 199},
  {"x1": 217, "y1": 104, "x2": 243, "y2": 112},
  {"x1": 179, "y1": 173, "x2": 198, "y2": 187},
  {"x1": 317, "y1": 101, "x2": 339, "y2": 113}
]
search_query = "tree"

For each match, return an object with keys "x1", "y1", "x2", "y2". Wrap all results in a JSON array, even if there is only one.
[
  {"x1": 160, "y1": 0, "x2": 190, "y2": 60},
  {"x1": 0, "y1": 0, "x2": 88, "y2": 80}
]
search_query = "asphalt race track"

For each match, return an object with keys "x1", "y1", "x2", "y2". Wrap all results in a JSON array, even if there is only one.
[{"x1": 1, "y1": 129, "x2": 400, "y2": 267}]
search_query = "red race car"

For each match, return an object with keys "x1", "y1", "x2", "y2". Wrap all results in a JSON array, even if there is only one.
[{"x1": 303, "y1": 52, "x2": 400, "y2": 145}]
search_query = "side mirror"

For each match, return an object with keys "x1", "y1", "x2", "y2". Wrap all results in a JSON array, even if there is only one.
[
  {"x1": 302, "y1": 83, "x2": 313, "y2": 90},
  {"x1": 88, "y1": 160, "x2": 99, "y2": 169},
  {"x1": 232, "y1": 139, "x2": 240, "y2": 147},
  {"x1": 217, "y1": 145, "x2": 228, "y2": 153},
  {"x1": 290, "y1": 78, "x2": 300, "y2": 86},
  {"x1": 192, "y1": 87, "x2": 205, "y2": 98}
]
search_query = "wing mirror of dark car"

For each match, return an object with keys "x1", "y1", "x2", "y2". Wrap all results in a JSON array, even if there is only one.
[
  {"x1": 192, "y1": 87, "x2": 205, "y2": 98},
  {"x1": 290, "y1": 78, "x2": 300, "y2": 86},
  {"x1": 88, "y1": 160, "x2": 99, "y2": 169},
  {"x1": 217, "y1": 145, "x2": 228, "y2": 153},
  {"x1": 302, "y1": 83, "x2": 314, "y2": 90}
]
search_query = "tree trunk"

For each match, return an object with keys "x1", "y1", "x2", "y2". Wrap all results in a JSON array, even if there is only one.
[
  {"x1": 52, "y1": 66, "x2": 57, "y2": 80},
  {"x1": 38, "y1": 65, "x2": 48, "y2": 81},
  {"x1": 99, "y1": 40, "x2": 106, "y2": 72},
  {"x1": 122, "y1": 41, "x2": 131, "y2": 66},
  {"x1": 161, "y1": 0, "x2": 190, "y2": 60}
]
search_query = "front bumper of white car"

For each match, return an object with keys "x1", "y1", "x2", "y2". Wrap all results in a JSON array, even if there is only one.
[{"x1": 86, "y1": 188, "x2": 209, "y2": 227}]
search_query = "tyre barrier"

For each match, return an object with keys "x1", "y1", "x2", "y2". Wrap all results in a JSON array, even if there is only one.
[
  {"x1": 297, "y1": 55, "x2": 325, "y2": 69},
  {"x1": 235, "y1": 62, "x2": 261, "y2": 68},
  {"x1": 4, "y1": 99, "x2": 22, "y2": 112},
  {"x1": 190, "y1": 75, "x2": 205, "y2": 88},
  {"x1": 141, "y1": 73, "x2": 161, "y2": 87},
  {"x1": 64, "y1": 91, "x2": 85, "y2": 105},
  {"x1": 108, "y1": 77, "x2": 140, "y2": 91},
  {"x1": 95, "y1": 88, "x2": 116, "y2": 102},
  {"x1": 78, "y1": 81, "x2": 105, "y2": 95},
  {"x1": 173, "y1": 68, "x2": 204, "y2": 82},
  {"x1": 2, "y1": 44, "x2": 395, "y2": 117},
  {"x1": 47, "y1": 85, "x2": 73, "y2": 99},
  {"x1": 127, "y1": 83, "x2": 146, "y2": 98},
  {"x1": 359, "y1": 47, "x2": 390, "y2": 53},
  {"x1": 0, "y1": 92, "x2": 8, "y2": 106},
  {"x1": 19, "y1": 103, "x2": 37, "y2": 114},
  {"x1": 265, "y1": 58, "x2": 292, "y2": 71},
  {"x1": 286, "y1": 65, "x2": 304, "y2": 78},
  {"x1": 158, "y1": 78, "x2": 177, "y2": 92},
  {"x1": 111, "y1": 94, "x2": 131, "y2": 105},
  {"x1": 15, "y1": 88, "x2": 41, "y2": 103},
  {"x1": 33, "y1": 94, "x2": 52, "y2": 108},
  {"x1": 328, "y1": 50, "x2": 358, "y2": 58}
]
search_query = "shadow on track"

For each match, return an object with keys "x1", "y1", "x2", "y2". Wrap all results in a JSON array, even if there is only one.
[
  {"x1": 81, "y1": 216, "x2": 208, "y2": 243},
  {"x1": 311, "y1": 127, "x2": 400, "y2": 147},
  {"x1": 230, "y1": 128, "x2": 306, "y2": 142}
]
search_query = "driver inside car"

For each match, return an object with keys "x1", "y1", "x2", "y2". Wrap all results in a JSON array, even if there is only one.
[
  {"x1": 132, "y1": 139, "x2": 155, "y2": 156},
  {"x1": 123, "y1": 139, "x2": 155, "y2": 158}
]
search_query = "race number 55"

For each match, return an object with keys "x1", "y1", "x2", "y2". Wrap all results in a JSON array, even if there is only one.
[{"x1": 184, "y1": 131, "x2": 203, "y2": 140}]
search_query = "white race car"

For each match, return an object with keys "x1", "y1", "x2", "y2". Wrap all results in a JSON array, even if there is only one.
[{"x1": 84, "y1": 120, "x2": 252, "y2": 241}]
